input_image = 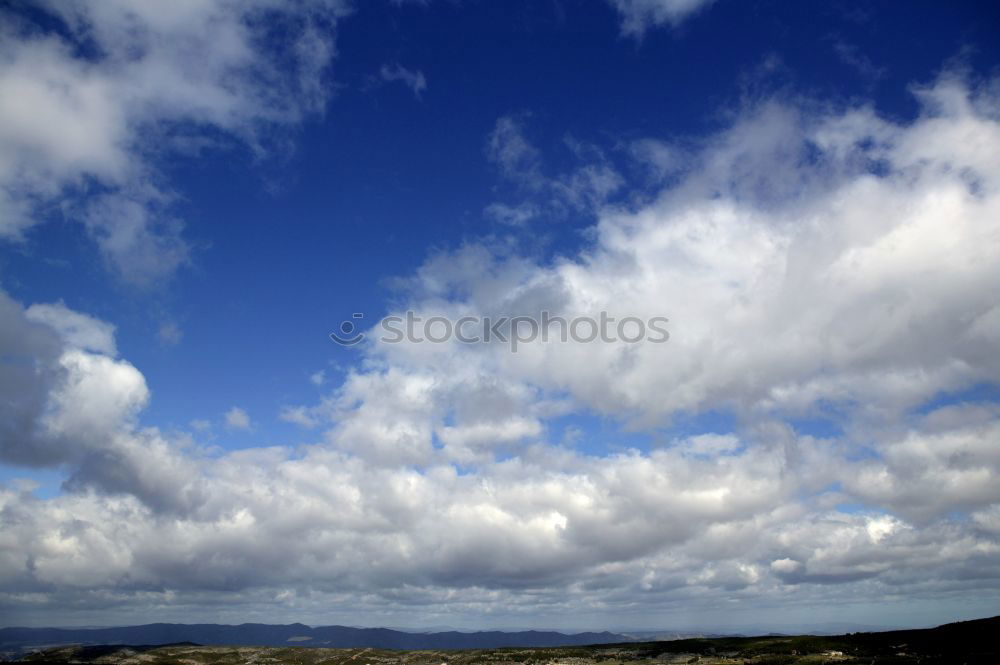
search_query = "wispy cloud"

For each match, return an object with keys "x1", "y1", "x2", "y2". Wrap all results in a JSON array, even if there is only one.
[
  {"x1": 833, "y1": 40, "x2": 887, "y2": 81},
  {"x1": 157, "y1": 322, "x2": 183, "y2": 347},
  {"x1": 279, "y1": 405, "x2": 321, "y2": 429},
  {"x1": 380, "y1": 63, "x2": 428, "y2": 98},
  {"x1": 484, "y1": 115, "x2": 623, "y2": 223},
  {"x1": 607, "y1": 0, "x2": 716, "y2": 36},
  {"x1": 310, "y1": 370, "x2": 328, "y2": 387},
  {"x1": 224, "y1": 407, "x2": 252, "y2": 431}
]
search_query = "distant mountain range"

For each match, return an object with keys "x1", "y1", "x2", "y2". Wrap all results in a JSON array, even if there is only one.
[
  {"x1": 0, "y1": 623, "x2": 629, "y2": 656},
  {"x1": 9, "y1": 616, "x2": 1000, "y2": 664}
]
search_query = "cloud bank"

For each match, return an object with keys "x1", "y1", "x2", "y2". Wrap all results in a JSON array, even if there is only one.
[{"x1": 2, "y1": 68, "x2": 1000, "y2": 626}]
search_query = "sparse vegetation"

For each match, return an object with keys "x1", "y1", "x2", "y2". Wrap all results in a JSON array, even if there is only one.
[{"x1": 13, "y1": 617, "x2": 1000, "y2": 665}]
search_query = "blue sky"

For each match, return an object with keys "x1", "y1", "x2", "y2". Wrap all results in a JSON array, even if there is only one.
[{"x1": 2, "y1": 0, "x2": 1000, "y2": 631}]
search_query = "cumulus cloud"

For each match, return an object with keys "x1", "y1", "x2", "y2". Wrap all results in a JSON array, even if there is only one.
[
  {"x1": 0, "y1": 0, "x2": 348, "y2": 285},
  {"x1": 438, "y1": 74, "x2": 1000, "y2": 432},
  {"x1": 845, "y1": 406, "x2": 1000, "y2": 524},
  {"x1": 1, "y1": 420, "x2": 997, "y2": 624},
  {"x1": 2, "y1": 69, "x2": 1000, "y2": 625},
  {"x1": 1, "y1": 292, "x2": 147, "y2": 469},
  {"x1": 0, "y1": 289, "x2": 207, "y2": 514},
  {"x1": 224, "y1": 407, "x2": 252, "y2": 431},
  {"x1": 24, "y1": 302, "x2": 117, "y2": 356},
  {"x1": 0, "y1": 291, "x2": 65, "y2": 468}
]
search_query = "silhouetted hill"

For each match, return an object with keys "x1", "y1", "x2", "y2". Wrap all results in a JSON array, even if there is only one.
[
  {"x1": 597, "y1": 615, "x2": 1000, "y2": 663},
  {"x1": 7, "y1": 616, "x2": 1000, "y2": 663},
  {"x1": 0, "y1": 623, "x2": 626, "y2": 656},
  {"x1": 840, "y1": 614, "x2": 1000, "y2": 658},
  {"x1": 10, "y1": 616, "x2": 1000, "y2": 664}
]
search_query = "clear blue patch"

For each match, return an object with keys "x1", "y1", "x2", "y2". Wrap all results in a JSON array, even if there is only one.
[
  {"x1": 656, "y1": 409, "x2": 739, "y2": 442},
  {"x1": 543, "y1": 411, "x2": 654, "y2": 457},
  {"x1": 786, "y1": 415, "x2": 845, "y2": 439},
  {"x1": 915, "y1": 382, "x2": 1000, "y2": 414},
  {"x1": 0, "y1": 465, "x2": 66, "y2": 500},
  {"x1": 845, "y1": 445, "x2": 882, "y2": 463},
  {"x1": 835, "y1": 502, "x2": 869, "y2": 515}
]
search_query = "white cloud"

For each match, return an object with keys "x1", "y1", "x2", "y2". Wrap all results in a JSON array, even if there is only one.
[
  {"x1": 42, "y1": 350, "x2": 149, "y2": 447},
  {"x1": 484, "y1": 202, "x2": 539, "y2": 226},
  {"x1": 484, "y1": 116, "x2": 623, "y2": 221},
  {"x1": 82, "y1": 193, "x2": 190, "y2": 287},
  {"x1": 310, "y1": 370, "x2": 327, "y2": 387},
  {"x1": 607, "y1": 0, "x2": 716, "y2": 36},
  {"x1": 1, "y1": 292, "x2": 151, "y2": 469},
  {"x1": 402, "y1": 74, "x2": 1000, "y2": 433},
  {"x1": 24, "y1": 302, "x2": 117, "y2": 355},
  {"x1": 189, "y1": 419, "x2": 212, "y2": 433},
  {"x1": 675, "y1": 433, "x2": 742, "y2": 457},
  {"x1": 157, "y1": 321, "x2": 183, "y2": 347},
  {"x1": 2, "y1": 70, "x2": 1000, "y2": 626},
  {"x1": 833, "y1": 41, "x2": 886, "y2": 81},
  {"x1": 628, "y1": 138, "x2": 683, "y2": 181},
  {"x1": 1, "y1": 421, "x2": 997, "y2": 624},
  {"x1": 280, "y1": 405, "x2": 320, "y2": 429},
  {"x1": 0, "y1": 0, "x2": 348, "y2": 285},
  {"x1": 437, "y1": 417, "x2": 543, "y2": 464},
  {"x1": 486, "y1": 115, "x2": 544, "y2": 188},
  {"x1": 224, "y1": 407, "x2": 252, "y2": 431},
  {"x1": 844, "y1": 406, "x2": 1000, "y2": 524},
  {"x1": 380, "y1": 63, "x2": 428, "y2": 98}
]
